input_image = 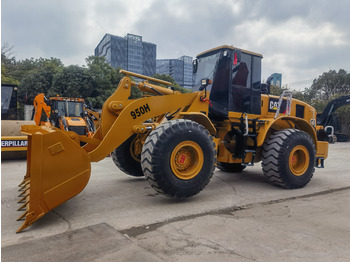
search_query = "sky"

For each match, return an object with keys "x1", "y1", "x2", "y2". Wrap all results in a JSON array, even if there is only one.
[{"x1": 2, "y1": 0, "x2": 350, "y2": 89}]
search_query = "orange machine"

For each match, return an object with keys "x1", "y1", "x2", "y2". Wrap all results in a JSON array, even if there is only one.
[{"x1": 33, "y1": 94, "x2": 95, "y2": 137}]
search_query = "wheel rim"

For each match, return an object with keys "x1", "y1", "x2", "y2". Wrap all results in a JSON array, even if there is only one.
[
  {"x1": 289, "y1": 145, "x2": 309, "y2": 176},
  {"x1": 130, "y1": 137, "x2": 141, "y2": 163},
  {"x1": 170, "y1": 141, "x2": 204, "y2": 180}
]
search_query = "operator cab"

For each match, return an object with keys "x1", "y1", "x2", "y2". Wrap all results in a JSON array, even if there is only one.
[
  {"x1": 50, "y1": 97, "x2": 85, "y2": 119},
  {"x1": 193, "y1": 45, "x2": 263, "y2": 119}
]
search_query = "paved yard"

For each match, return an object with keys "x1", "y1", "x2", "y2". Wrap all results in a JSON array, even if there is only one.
[{"x1": 2, "y1": 142, "x2": 350, "y2": 261}]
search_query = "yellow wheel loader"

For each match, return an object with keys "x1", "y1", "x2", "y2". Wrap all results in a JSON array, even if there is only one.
[{"x1": 16, "y1": 45, "x2": 329, "y2": 232}]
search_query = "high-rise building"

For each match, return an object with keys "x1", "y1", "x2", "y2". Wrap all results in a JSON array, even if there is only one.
[
  {"x1": 270, "y1": 73, "x2": 282, "y2": 88},
  {"x1": 94, "y1": 33, "x2": 156, "y2": 76},
  {"x1": 156, "y1": 56, "x2": 193, "y2": 89}
]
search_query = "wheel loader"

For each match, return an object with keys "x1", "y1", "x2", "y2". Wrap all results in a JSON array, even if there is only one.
[{"x1": 16, "y1": 45, "x2": 329, "y2": 233}]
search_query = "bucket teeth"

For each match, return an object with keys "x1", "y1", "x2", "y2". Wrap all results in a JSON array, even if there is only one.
[
  {"x1": 18, "y1": 194, "x2": 30, "y2": 203},
  {"x1": 17, "y1": 200, "x2": 29, "y2": 211},
  {"x1": 18, "y1": 178, "x2": 29, "y2": 187},
  {"x1": 17, "y1": 211, "x2": 28, "y2": 221},
  {"x1": 16, "y1": 178, "x2": 32, "y2": 232},
  {"x1": 18, "y1": 188, "x2": 30, "y2": 197},
  {"x1": 18, "y1": 181, "x2": 30, "y2": 192},
  {"x1": 17, "y1": 179, "x2": 30, "y2": 211}
]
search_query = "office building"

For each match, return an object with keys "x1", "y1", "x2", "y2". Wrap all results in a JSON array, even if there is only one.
[
  {"x1": 156, "y1": 56, "x2": 193, "y2": 89},
  {"x1": 95, "y1": 33, "x2": 156, "y2": 76},
  {"x1": 270, "y1": 73, "x2": 282, "y2": 88}
]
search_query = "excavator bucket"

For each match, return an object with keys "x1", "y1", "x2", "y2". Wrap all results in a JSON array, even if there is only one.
[{"x1": 16, "y1": 125, "x2": 91, "y2": 233}]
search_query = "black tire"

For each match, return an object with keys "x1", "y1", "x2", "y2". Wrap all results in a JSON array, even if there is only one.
[
  {"x1": 262, "y1": 129, "x2": 315, "y2": 189},
  {"x1": 111, "y1": 134, "x2": 143, "y2": 177},
  {"x1": 141, "y1": 119, "x2": 216, "y2": 198},
  {"x1": 217, "y1": 162, "x2": 246, "y2": 172}
]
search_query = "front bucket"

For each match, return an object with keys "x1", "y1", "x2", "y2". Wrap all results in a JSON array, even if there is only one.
[{"x1": 17, "y1": 126, "x2": 91, "y2": 233}]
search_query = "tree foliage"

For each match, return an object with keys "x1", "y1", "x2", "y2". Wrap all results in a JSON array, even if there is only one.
[
  {"x1": 286, "y1": 69, "x2": 350, "y2": 136},
  {"x1": 304, "y1": 69, "x2": 350, "y2": 111},
  {"x1": 85, "y1": 56, "x2": 124, "y2": 107},
  {"x1": 18, "y1": 58, "x2": 64, "y2": 105},
  {"x1": 50, "y1": 65, "x2": 91, "y2": 98},
  {"x1": 1, "y1": 43, "x2": 19, "y2": 85}
]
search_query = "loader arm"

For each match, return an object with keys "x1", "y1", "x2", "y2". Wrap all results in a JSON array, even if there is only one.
[
  {"x1": 81, "y1": 71, "x2": 209, "y2": 162},
  {"x1": 87, "y1": 92, "x2": 204, "y2": 162}
]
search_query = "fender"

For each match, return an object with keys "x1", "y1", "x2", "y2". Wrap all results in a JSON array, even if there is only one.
[
  {"x1": 258, "y1": 116, "x2": 317, "y2": 147},
  {"x1": 178, "y1": 112, "x2": 216, "y2": 135}
]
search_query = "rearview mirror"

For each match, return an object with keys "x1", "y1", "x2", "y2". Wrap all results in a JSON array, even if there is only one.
[
  {"x1": 199, "y1": 78, "x2": 212, "y2": 91},
  {"x1": 193, "y1": 59, "x2": 198, "y2": 73}
]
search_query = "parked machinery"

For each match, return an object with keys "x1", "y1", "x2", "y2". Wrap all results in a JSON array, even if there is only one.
[
  {"x1": 33, "y1": 94, "x2": 96, "y2": 137},
  {"x1": 1, "y1": 84, "x2": 35, "y2": 159},
  {"x1": 316, "y1": 94, "x2": 350, "y2": 143},
  {"x1": 16, "y1": 45, "x2": 329, "y2": 232}
]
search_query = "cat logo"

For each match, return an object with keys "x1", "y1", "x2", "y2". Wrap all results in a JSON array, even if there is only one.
[
  {"x1": 268, "y1": 97, "x2": 286, "y2": 113},
  {"x1": 270, "y1": 101, "x2": 279, "y2": 111}
]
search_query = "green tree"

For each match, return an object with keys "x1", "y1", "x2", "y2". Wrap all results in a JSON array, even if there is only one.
[
  {"x1": 85, "y1": 56, "x2": 124, "y2": 107},
  {"x1": 1, "y1": 43, "x2": 19, "y2": 85},
  {"x1": 269, "y1": 84, "x2": 283, "y2": 96},
  {"x1": 307, "y1": 69, "x2": 350, "y2": 104},
  {"x1": 305, "y1": 69, "x2": 350, "y2": 138},
  {"x1": 18, "y1": 58, "x2": 64, "y2": 105},
  {"x1": 1, "y1": 64, "x2": 19, "y2": 85},
  {"x1": 50, "y1": 65, "x2": 91, "y2": 99}
]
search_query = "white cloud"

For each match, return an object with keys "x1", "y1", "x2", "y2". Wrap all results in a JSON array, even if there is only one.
[{"x1": 2, "y1": 0, "x2": 350, "y2": 85}]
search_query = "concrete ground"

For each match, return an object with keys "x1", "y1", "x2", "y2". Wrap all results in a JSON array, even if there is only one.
[{"x1": 1, "y1": 142, "x2": 350, "y2": 261}]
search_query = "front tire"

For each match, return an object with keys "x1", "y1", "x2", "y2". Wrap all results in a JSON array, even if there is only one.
[
  {"x1": 141, "y1": 119, "x2": 216, "y2": 198},
  {"x1": 111, "y1": 134, "x2": 144, "y2": 177},
  {"x1": 262, "y1": 129, "x2": 315, "y2": 189}
]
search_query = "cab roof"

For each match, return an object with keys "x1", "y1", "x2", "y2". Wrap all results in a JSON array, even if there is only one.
[
  {"x1": 50, "y1": 97, "x2": 85, "y2": 102},
  {"x1": 196, "y1": 45, "x2": 263, "y2": 59}
]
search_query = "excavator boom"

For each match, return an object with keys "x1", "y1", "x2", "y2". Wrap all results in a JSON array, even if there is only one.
[{"x1": 33, "y1": 93, "x2": 51, "y2": 126}]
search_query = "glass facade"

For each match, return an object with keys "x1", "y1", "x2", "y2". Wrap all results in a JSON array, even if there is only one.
[
  {"x1": 95, "y1": 33, "x2": 156, "y2": 76},
  {"x1": 156, "y1": 56, "x2": 193, "y2": 89},
  {"x1": 270, "y1": 73, "x2": 282, "y2": 88},
  {"x1": 143, "y1": 40, "x2": 157, "y2": 76},
  {"x1": 179, "y1": 56, "x2": 193, "y2": 89}
]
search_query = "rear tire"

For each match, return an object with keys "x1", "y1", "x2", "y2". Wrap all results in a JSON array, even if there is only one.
[
  {"x1": 111, "y1": 135, "x2": 143, "y2": 177},
  {"x1": 141, "y1": 119, "x2": 216, "y2": 198},
  {"x1": 217, "y1": 162, "x2": 246, "y2": 172},
  {"x1": 262, "y1": 129, "x2": 315, "y2": 189}
]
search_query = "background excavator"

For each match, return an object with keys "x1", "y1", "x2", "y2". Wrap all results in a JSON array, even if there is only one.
[
  {"x1": 33, "y1": 94, "x2": 97, "y2": 137},
  {"x1": 16, "y1": 45, "x2": 329, "y2": 233},
  {"x1": 316, "y1": 94, "x2": 350, "y2": 143}
]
